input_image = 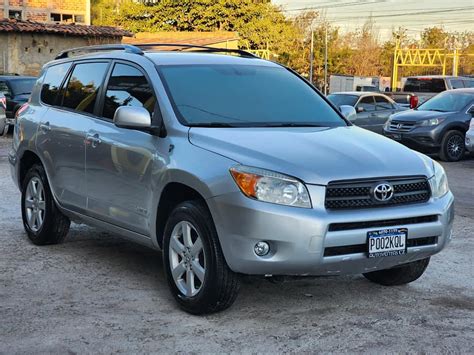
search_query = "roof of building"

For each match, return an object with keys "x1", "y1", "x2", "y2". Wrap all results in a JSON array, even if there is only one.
[
  {"x1": 0, "y1": 19, "x2": 132, "y2": 38},
  {"x1": 123, "y1": 31, "x2": 240, "y2": 47}
]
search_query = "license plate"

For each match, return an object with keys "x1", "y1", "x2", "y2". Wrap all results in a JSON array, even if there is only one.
[{"x1": 367, "y1": 228, "x2": 407, "y2": 258}]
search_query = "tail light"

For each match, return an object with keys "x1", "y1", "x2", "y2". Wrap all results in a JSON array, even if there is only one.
[
  {"x1": 0, "y1": 96, "x2": 6, "y2": 110},
  {"x1": 409, "y1": 95, "x2": 419, "y2": 109},
  {"x1": 16, "y1": 103, "x2": 29, "y2": 117}
]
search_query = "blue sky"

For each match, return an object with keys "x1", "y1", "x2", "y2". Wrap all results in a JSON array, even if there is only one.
[{"x1": 273, "y1": 0, "x2": 474, "y2": 40}]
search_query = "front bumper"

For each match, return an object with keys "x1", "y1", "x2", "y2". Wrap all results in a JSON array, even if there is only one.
[
  {"x1": 466, "y1": 130, "x2": 474, "y2": 152},
  {"x1": 207, "y1": 186, "x2": 454, "y2": 276},
  {"x1": 383, "y1": 126, "x2": 443, "y2": 153}
]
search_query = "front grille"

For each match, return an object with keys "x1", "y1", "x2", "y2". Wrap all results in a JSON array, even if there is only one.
[
  {"x1": 328, "y1": 215, "x2": 438, "y2": 232},
  {"x1": 389, "y1": 120, "x2": 416, "y2": 132},
  {"x1": 325, "y1": 176, "x2": 431, "y2": 210},
  {"x1": 323, "y1": 236, "x2": 438, "y2": 257}
]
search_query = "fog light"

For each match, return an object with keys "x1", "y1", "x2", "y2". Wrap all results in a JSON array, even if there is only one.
[{"x1": 254, "y1": 241, "x2": 270, "y2": 256}]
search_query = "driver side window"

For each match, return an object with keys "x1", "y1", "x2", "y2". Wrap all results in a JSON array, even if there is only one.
[
  {"x1": 102, "y1": 63, "x2": 156, "y2": 120},
  {"x1": 357, "y1": 96, "x2": 376, "y2": 112}
]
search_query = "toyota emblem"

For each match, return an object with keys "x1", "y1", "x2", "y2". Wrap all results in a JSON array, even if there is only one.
[{"x1": 372, "y1": 182, "x2": 394, "y2": 202}]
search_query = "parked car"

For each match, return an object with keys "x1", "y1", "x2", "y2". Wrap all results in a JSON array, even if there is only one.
[
  {"x1": 10, "y1": 44, "x2": 454, "y2": 314},
  {"x1": 0, "y1": 75, "x2": 37, "y2": 131},
  {"x1": 0, "y1": 93, "x2": 6, "y2": 136},
  {"x1": 387, "y1": 75, "x2": 474, "y2": 108},
  {"x1": 465, "y1": 118, "x2": 474, "y2": 153},
  {"x1": 384, "y1": 89, "x2": 474, "y2": 161},
  {"x1": 327, "y1": 92, "x2": 406, "y2": 134}
]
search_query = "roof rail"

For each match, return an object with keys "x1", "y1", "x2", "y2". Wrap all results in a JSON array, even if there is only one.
[
  {"x1": 134, "y1": 43, "x2": 259, "y2": 58},
  {"x1": 55, "y1": 44, "x2": 143, "y2": 60}
]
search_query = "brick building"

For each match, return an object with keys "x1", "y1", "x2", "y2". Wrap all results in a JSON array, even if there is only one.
[
  {"x1": 0, "y1": 19, "x2": 131, "y2": 76},
  {"x1": 1, "y1": 0, "x2": 91, "y2": 25}
]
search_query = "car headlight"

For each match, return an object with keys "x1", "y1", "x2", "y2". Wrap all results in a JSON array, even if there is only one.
[
  {"x1": 230, "y1": 165, "x2": 312, "y2": 208},
  {"x1": 429, "y1": 160, "x2": 449, "y2": 198},
  {"x1": 420, "y1": 118, "x2": 444, "y2": 126}
]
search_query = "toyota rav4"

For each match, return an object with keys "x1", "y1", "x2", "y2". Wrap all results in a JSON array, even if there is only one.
[{"x1": 9, "y1": 44, "x2": 454, "y2": 314}]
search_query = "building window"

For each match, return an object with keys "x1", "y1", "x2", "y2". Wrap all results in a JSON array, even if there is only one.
[
  {"x1": 9, "y1": 10, "x2": 22, "y2": 20},
  {"x1": 51, "y1": 13, "x2": 80, "y2": 24},
  {"x1": 74, "y1": 15, "x2": 85, "y2": 23},
  {"x1": 62, "y1": 14, "x2": 73, "y2": 23},
  {"x1": 51, "y1": 13, "x2": 61, "y2": 22}
]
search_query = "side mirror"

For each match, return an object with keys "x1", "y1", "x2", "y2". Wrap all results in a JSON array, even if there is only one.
[
  {"x1": 113, "y1": 106, "x2": 151, "y2": 129},
  {"x1": 339, "y1": 105, "x2": 357, "y2": 122}
]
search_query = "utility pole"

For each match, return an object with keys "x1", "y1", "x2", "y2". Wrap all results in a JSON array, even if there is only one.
[
  {"x1": 309, "y1": 29, "x2": 314, "y2": 84},
  {"x1": 324, "y1": 25, "x2": 328, "y2": 95}
]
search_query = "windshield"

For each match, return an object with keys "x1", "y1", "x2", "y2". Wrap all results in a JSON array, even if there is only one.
[
  {"x1": 418, "y1": 91, "x2": 473, "y2": 112},
  {"x1": 10, "y1": 79, "x2": 36, "y2": 96},
  {"x1": 327, "y1": 94, "x2": 358, "y2": 107},
  {"x1": 159, "y1": 65, "x2": 346, "y2": 127}
]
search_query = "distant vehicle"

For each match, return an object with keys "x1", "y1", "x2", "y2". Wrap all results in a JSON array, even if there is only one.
[
  {"x1": 465, "y1": 118, "x2": 474, "y2": 153},
  {"x1": 329, "y1": 74, "x2": 388, "y2": 93},
  {"x1": 384, "y1": 88, "x2": 474, "y2": 161},
  {"x1": 327, "y1": 92, "x2": 406, "y2": 134},
  {"x1": 0, "y1": 75, "x2": 37, "y2": 131},
  {"x1": 0, "y1": 93, "x2": 6, "y2": 136},
  {"x1": 388, "y1": 75, "x2": 474, "y2": 109}
]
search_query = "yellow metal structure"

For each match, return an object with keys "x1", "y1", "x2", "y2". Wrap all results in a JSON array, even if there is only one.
[
  {"x1": 391, "y1": 43, "x2": 474, "y2": 90},
  {"x1": 247, "y1": 49, "x2": 271, "y2": 60}
]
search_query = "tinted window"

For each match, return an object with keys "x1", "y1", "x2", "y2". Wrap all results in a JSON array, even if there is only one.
[
  {"x1": 41, "y1": 63, "x2": 71, "y2": 105},
  {"x1": 418, "y1": 91, "x2": 474, "y2": 112},
  {"x1": 450, "y1": 79, "x2": 464, "y2": 89},
  {"x1": 159, "y1": 65, "x2": 345, "y2": 127},
  {"x1": 357, "y1": 96, "x2": 376, "y2": 112},
  {"x1": 0, "y1": 81, "x2": 11, "y2": 96},
  {"x1": 9, "y1": 79, "x2": 36, "y2": 95},
  {"x1": 375, "y1": 96, "x2": 393, "y2": 110},
  {"x1": 102, "y1": 64, "x2": 155, "y2": 120},
  {"x1": 327, "y1": 94, "x2": 358, "y2": 107},
  {"x1": 463, "y1": 80, "x2": 474, "y2": 88},
  {"x1": 62, "y1": 62, "x2": 108, "y2": 114},
  {"x1": 404, "y1": 78, "x2": 446, "y2": 93}
]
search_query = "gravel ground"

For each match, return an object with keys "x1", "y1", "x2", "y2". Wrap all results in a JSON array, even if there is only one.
[{"x1": 0, "y1": 135, "x2": 473, "y2": 354}]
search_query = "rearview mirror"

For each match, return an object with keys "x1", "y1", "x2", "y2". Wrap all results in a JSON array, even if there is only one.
[
  {"x1": 339, "y1": 105, "x2": 357, "y2": 122},
  {"x1": 113, "y1": 106, "x2": 151, "y2": 129}
]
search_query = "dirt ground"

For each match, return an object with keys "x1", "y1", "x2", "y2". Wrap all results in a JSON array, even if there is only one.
[{"x1": 1, "y1": 135, "x2": 473, "y2": 354}]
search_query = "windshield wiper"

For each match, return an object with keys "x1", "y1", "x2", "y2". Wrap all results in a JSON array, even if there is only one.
[
  {"x1": 426, "y1": 109, "x2": 447, "y2": 112},
  {"x1": 188, "y1": 122, "x2": 237, "y2": 127},
  {"x1": 253, "y1": 123, "x2": 325, "y2": 127}
]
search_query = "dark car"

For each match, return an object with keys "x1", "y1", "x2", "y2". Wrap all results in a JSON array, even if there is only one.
[
  {"x1": 384, "y1": 88, "x2": 474, "y2": 162},
  {"x1": 0, "y1": 75, "x2": 37, "y2": 130},
  {"x1": 328, "y1": 92, "x2": 406, "y2": 134}
]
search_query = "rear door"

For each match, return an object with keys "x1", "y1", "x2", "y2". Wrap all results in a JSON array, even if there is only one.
[
  {"x1": 85, "y1": 61, "x2": 159, "y2": 235},
  {"x1": 36, "y1": 61, "x2": 110, "y2": 212},
  {"x1": 355, "y1": 96, "x2": 378, "y2": 132}
]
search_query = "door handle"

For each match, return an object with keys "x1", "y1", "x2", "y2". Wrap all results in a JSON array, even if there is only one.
[
  {"x1": 39, "y1": 122, "x2": 51, "y2": 133},
  {"x1": 86, "y1": 133, "x2": 102, "y2": 148}
]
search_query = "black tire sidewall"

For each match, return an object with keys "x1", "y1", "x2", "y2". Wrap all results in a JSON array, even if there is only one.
[{"x1": 162, "y1": 202, "x2": 221, "y2": 313}]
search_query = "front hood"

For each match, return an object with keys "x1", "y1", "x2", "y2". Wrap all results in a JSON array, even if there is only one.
[
  {"x1": 391, "y1": 109, "x2": 453, "y2": 122},
  {"x1": 189, "y1": 126, "x2": 433, "y2": 185}
]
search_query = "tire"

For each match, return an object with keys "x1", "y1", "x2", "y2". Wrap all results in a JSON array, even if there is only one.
[
  {"x1": 21, "y1": 164, "x2": 70, "y2": 245},
  {"x1": 162, "y1": 201, "x2": 240, "y2": 314},
  {"x1": 439, "y1": 130, "x2": 465, "y2": 162},
  {"x1": 363, "y1": 257, "x2": 430, "y2": 286}
]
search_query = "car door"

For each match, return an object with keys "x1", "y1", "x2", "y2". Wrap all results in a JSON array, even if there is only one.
[
  {"x1": 373, "y1": 95, "x2": 396, "y2": 134},
  {"x1": 85, "y1": 61, "x2": 160, "y2": 235},
  {"x1": 354, "y1": 96, "x2": 378, "y2": 132},
  {"x1": 36, "y1": 61, "x2": 110, "y2": 212}
]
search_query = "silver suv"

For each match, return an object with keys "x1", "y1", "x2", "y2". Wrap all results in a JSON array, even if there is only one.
[{"x1": 9, "y1": 44, "x2": 454, "y2": 314}]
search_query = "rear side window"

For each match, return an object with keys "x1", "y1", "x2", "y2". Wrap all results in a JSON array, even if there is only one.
[
  {"x1": 102, "y1": 63, "x2": 156, "y2": 120},
  {"x1": 375, "y1": 96, "x2": 393, "y2": 110},
  {"x1": 450, "y1": 79, "x2": 464, "y2": 89},
  {"x1": 404, "y1": 78, "x2": 446, "y2": 93},
  {"x1": 357, "y1": 96, "x2": 376, "y2": 112},
  {"x1": 463, "y1": 80, "x2": 474, "y2": 88},
  {"x1": 62, "y1": 62, "x2": 109, "y2": 114},
  {"x1": 41, "y1": 63, "x2": 71, "y2": 105}
]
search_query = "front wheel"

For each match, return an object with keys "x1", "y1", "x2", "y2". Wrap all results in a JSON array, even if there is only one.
[
  {"x1": 363, "y1": 257, "x2": 430, "y2": 286},
  {"x1": 162, "y1": 201, "x2": 240, "y2": 314},
  {"x1": 439, "y1": 130, "x2": 465, "y2": 162}
]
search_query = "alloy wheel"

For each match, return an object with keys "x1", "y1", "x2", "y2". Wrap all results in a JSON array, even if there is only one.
[
  {"x1": 447, "y1": 134, "x2": 464, "y2": 159},
  {"x1": 24, "y1": 177, "x2": 46, "y2": 232},
  {"x1": 169, "y1": 221, "x2": 206, "y2": 297}
]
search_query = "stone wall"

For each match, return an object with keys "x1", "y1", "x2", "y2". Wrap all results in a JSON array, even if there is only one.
[{"x1": 0, "y1": 32, "x2": 121, "y2": 76}]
